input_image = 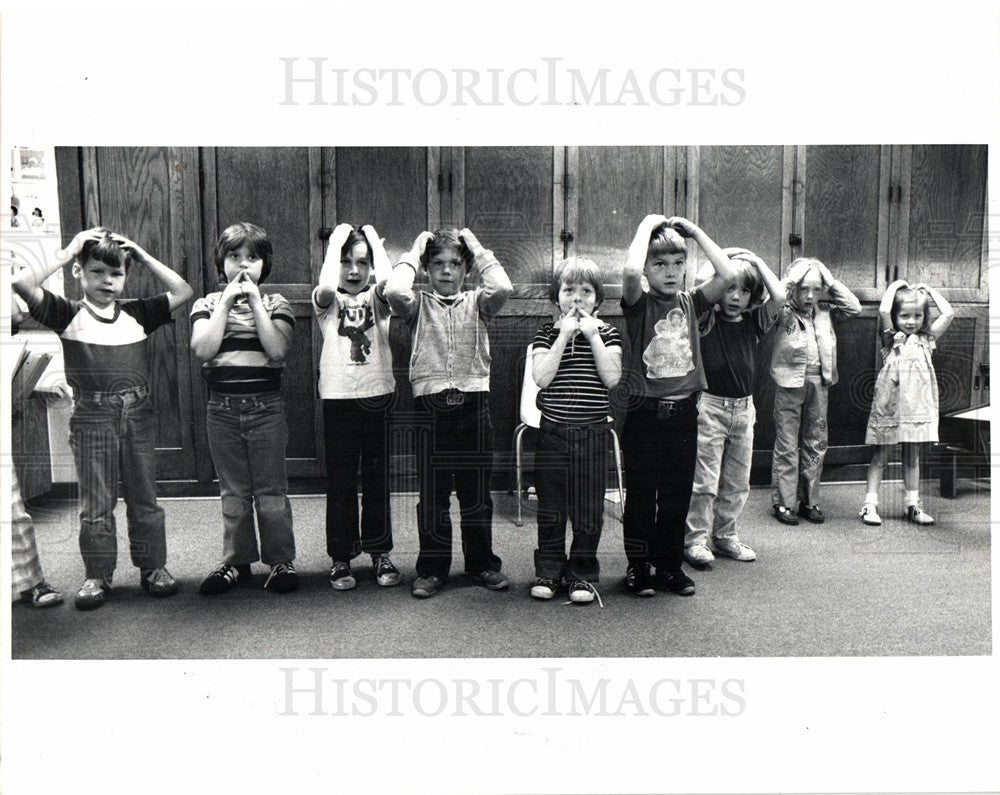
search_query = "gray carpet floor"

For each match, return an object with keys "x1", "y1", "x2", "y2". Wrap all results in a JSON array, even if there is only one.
[{"x1": 10, "y1": 480, "x2": 992, "y2": 659}]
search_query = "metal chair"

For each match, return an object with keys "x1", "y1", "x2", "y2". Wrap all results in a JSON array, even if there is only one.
[{"x1": 513, "y1": 343, "x2": 625, "y2": 526}]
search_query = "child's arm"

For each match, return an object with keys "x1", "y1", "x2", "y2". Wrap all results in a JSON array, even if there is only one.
[
  {"x1": 914, "y1": 283, "x2": 955, "y2": 339},
  {"x1": 240, "y1": 278, "x2": 293, "y2": 360},
  {"x1": 113, "y1": 233, "x2": 193, "y2": 311},
  {"x1": 532, "y1": 313, "x2": 581, "y2": 388},
  {"x1": 668, "y1": 217, "x2": 738, "y2": 306},
  {"x1": 462, "y1": 228, "x2": 513, "y2": 316},
  {"x1": 315, "y1": 223, "x2": 354, "y2": 308},
  {"x1": 815, "y1": 260, "x2": 861, "y2": 317},
  {"x1": 364, "y1": 225, "x2": 393, "y2": 291},
  {"x1": 622, "y1": 214, "x2": 668, "y2": 306},
  {"x1": 190, "y1": 278, "x2": 247, "y2": 362},
  {"x1": 577, "y1": 309, "x2": 622, "y2": 388},
  {"x1": 11, "y1": 227, "x2": 103, "y2": 309},
  {"x1": 385, "y1": 231, "x2": 434, "y2": 320}
]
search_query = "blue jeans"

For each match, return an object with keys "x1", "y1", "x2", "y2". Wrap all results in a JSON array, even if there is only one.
[
  {"x1": 534, "y1": 418, "x2": 608, "y2": 581},
  {"x1": 770, "y1": 376, "x2": 829, "y2": 509},
  {"x1": 685, "y1": 393, "x2": 755, "y2": 548},
  {"x1": 206, "y1": 391, "x2": 295, "y2": 567},
  {"x1": 69, "y1": 386, "x2": 166, "y2": 580}
]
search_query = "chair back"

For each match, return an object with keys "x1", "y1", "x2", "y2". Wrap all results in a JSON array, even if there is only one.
[{"x1": 519, "y1": 343, "x2": 542, "y2": 428}]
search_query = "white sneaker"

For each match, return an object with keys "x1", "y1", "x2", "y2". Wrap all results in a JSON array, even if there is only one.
[
  {"x1": 713, "y1": 538, "x2": 757, "y2": 562},
  {"x1": 859, "y1": 502, "x2": 882, "y2": 526},
  {"x1": 684, "y1": 544, "x2": 716, "y2": 567}
]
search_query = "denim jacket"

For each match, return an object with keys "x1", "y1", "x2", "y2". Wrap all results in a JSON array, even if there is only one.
[{"x1": 769, "y1": 280, "x2": 861, "y2": 388}]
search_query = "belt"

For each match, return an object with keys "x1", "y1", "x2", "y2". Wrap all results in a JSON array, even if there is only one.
[
  {"x1": 641, "y1": 394, "x2": 698, "y2": 416},
  {"x1": 699, "y1": 393, "x2": 753, "y2": 408},
  {"x1": 74, "y1": 385, "x2": 148, "y2": 401}
]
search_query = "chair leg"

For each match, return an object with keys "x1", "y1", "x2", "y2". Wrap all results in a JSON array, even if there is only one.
[
  {"x1": 610, "y1": 429, "x2": 625, "y2": 520},
  {"x1": 514, "y1": 424, "x2": 526, "y2": 527}
]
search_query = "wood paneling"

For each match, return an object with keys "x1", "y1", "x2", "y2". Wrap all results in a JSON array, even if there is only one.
[
  {"x1": 463, "y1": 147, "x2": 554, "y2": 291},
  {"x1": 804, "y1": 145, "x2": 887, "y2": 290},
  {"x1": 904, "y1": 145, "x2": 987, "y2": 289},
  {"x1": 694, "y1": 146, "x2": 786, "y2": 274}
]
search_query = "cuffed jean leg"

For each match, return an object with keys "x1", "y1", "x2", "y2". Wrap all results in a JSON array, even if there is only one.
[
  {"x1": 244, "y1": 396, "x2": 294, "y2": 566},
  {"x1": 685, "y1": 399, "x2": 727, "y2": 550},
  {"x1": 70, "y1": 413, "x2": 119, "y2": 580},
  {"x1": 208, "y1": 399, "x2": 260, "y2": 566},
  {"x1": 798, "y1": 376, "x2": 829, "y2": 507},
  {"x1": 713, "y1": 400, "x2": 755, "y2": 543},
  {"x1": 119, "y1": 400, "x2": 167, "y2": 570},
  {"x1": 771, "y1": 385, "x2": 806, "y2": 509}
]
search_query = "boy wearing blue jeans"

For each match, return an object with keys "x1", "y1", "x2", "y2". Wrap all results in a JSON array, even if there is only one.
[
  {"x1": 13, "y1": 227, "x2": 194, "y2": 610},
  {"x1": 620, "y1": 215, "x2": 738, "y2": 597},
  {"x1": 684, "y1": 250, "x2": 785, "y2": 567},
  {"x1": 386, "y1": 228, "x2": 512, "y2": 599}
]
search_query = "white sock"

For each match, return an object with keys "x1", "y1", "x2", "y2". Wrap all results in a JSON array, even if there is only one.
[
  {"x1": 864, "y1": 492, "x2": 878, "y2": 506},
  {"x1": 904, "y1": 489, "x2": 919, "y2": 507}
]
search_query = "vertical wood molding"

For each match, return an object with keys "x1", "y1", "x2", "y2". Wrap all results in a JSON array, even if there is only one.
[
  {"x1": 556, "y1": 145, "x2": 572, "y2": 263},
  {"x1": 450, "y1": 145, "x2": 465, "y2": 228},
  {"x1": 876, "y1": 144, "x2": 893, "y2": 289},
  {"x1": 426, "y1": 147, "x2": 441, "y2": 228},
  {"x1": 780, "y1": 146, "x2": 797, "y2": 276},
  {"x1": 894, "y1": 144, "x2": 913, "y2": 283},
  {"x1": 685, "y1": 146, "x2": 700, "y2": 287}
]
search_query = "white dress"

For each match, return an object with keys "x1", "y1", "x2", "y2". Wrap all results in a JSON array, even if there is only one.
[{"x1": 865, "y1": 332, "x2": 939, "y2": 445}]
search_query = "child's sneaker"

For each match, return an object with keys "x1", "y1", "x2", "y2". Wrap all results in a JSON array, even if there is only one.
[
  {"x1": 713, "y1": 538, "x2": 757, "y2": 562},
  {"x1": 411, "y1": 575, "x2": 445, "y2": 599},
  {"x1": 140, "y1": 567, "x2": 179, "y2": 598},
  {"x1": 568, "y1": 579, "x2": 603, "y2": 607},
  {"x1": 264, "y1": 562, "x2": 299, "y2": 593},
  {"x1": 469, "y1": 570, "x2": 509, "y2": 591},
  {"x1": 657, "y1": 569, "x2": 696, "y2": 596},
  {"x1": 906, "y1": 505, "x2": 935, "y2": 525},
  {"x1": 684, "y1": 544, "x2": 716, "y2": 567},
  {"x1": 530, "y1": 577, "x2": 559, "y2": 600},
  {"x1": 329, "y1": 561, "x2": 356, "y2": 590},
  {"x1": 859, "y1": 502, "x2": 882, "y2": 526},
  {"x1": 199, "y1": 564, "x2": 251, "y2": 595},
  {"x1": 75, "y1": 577, "x2": 111, "y2": 611},
  {"x1": 624, "y1": 563, "x2": 655, "y2": 597},
  {"x1": 371, "y1": 554, "x2": 401, "y2": 587},
  {"x1": 21, "y1": 581, "x2": 63, "y2": 608}
]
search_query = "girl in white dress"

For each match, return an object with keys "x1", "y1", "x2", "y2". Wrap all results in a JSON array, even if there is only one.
[{"x1": 860, "y1": 280, "x2": 954, "y2": 525}]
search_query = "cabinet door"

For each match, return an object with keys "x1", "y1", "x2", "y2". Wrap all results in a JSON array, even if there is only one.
[
  {"x1": 568, "y1": 146, "x2": 684, "y2": 296},
  {"x1": 456, "y1": 146, "x2": 558, "y2": 298},
  {"x1": 802, "y1": 145, "x2": 890, "y2": 302},
  {"x1": 69, "y1": 147, "x2": 199, "y2": 481},
  {"x1": 897, "y1": 144, "x2": 988, "y2": 301},
  {"x1": 202, "y1": 147, "x2": 324, "y2": 478}
]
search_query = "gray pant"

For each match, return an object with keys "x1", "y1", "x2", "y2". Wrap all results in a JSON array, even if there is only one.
[
  {"x1": 685, "y1": 393, "x2": 755, "y2": 548},
  {"x1": 770, "y1": 375, "x2": 829, "y2": 509}
]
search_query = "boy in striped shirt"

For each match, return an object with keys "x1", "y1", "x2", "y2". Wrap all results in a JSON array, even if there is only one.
[{"x1": 529, "y1": 258, "x2": 622, "y2": 604}]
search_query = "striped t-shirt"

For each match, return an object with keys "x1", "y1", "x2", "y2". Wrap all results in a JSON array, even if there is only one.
[
  {"x1": 190, "y1": 291, "x2": 295, "y2": 394},
  {"x1": 532, "y1": 322, "x2": 622, "y2": 424}
]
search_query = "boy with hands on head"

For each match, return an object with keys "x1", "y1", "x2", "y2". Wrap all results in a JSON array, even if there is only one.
[
  {"x1": 12, "y1": 227, "x2": 193, "y2": 610},
  {"x1": 619, "y1": 214, "x2": 738, "y2": 597},
  {"x1": 385, "y1": 226, "x2": 512, "y2": 599}
]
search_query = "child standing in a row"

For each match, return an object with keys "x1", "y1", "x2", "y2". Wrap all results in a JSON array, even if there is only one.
[
  {"x1": 386, "y1": 227, "x2": 513, "y2": 599},
  {"x1": 620, "y1": 214, "x2": 738, "y2": 597},
  {"x1": 314, "y1": 223, "x2": 401, "y2": 589}
]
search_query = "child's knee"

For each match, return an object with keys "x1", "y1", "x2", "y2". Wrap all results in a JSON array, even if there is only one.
[
  {"x1": 255, "y1": 494, "x2": 291, "y2": 520},
  {"x1": 222, "y1": 494, "x2": 253, "y2": 520}
]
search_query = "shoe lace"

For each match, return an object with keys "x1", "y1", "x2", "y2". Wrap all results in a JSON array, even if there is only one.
[
  {"x1": 375, "y1": 556, "x2": 395, "y2": 576},
  {"x1": 567, "y1": 580, "x2": 604, "y2": 608}
]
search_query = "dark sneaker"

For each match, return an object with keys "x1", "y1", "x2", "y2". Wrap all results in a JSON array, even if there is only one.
[
  {"x1": 625, "y1": 563, "x2": 655, "y2": 597},
  {"x1": 773, "y1": 505, "x2": 800, "y2": 525},
  {"x1": 469, "y1": 570, "x2": 509, "y2": 591},
  {"x1": 797, "y1": 503, "x2": 825, "y2": 524},
  {"x1": 568, "y1": 579, "x2": 603, "y2": 607},
  {"x1": 329, "y1": 561, "x2": 357, "y2": 590},
  {"x1": 75, "y1": 578, "x2": 111, "y2": 611},
  {"x1": 372, "y1": 554, "x2": 402, "y2": 587},
  {"x1": 659, "y1": 569, "x2": 696, "y2": 596},
  {"x1": 264, "y1": 562, "x2": 299, "y2": 593},
  {"x1": 140, "y1": 567, "x2": 179, "y2": 598},
  {"x1": 411, "y1": 575, "x2": 445, "y2": 599},
  {"x1": 530, "y1": 577, "x2": 559, "y2": 600},
  {"x1": 21, "y1": 582, "x2": 63, "y2": 608},
  {"x1": 199, "y1": 564, "x2": 251, "y2": 595}
]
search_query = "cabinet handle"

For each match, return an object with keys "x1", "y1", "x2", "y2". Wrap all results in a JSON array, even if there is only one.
[
  {"x1": 788, "y1": 233, "x2": 802, "y2": 247},
  {"x1": 896, "y1": 185, "x2": 902, "y2": 203}
]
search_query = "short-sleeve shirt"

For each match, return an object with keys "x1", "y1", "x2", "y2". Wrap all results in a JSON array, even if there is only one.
[
  {"x1": 29, "y1": 289, "x2": 172, "y2": 394},
  {"x1": 190, "y1": 292, "x2": 295, "y2": 394},
  {"x1": 313, "y1": 285, "x2": 395, "y2": 399},
  {"x1": 699, "y1": 305, "x2": 773, "y2": 398},
  {"x1": 532, "y1": 322, "x2": 622, "y2": 424},
  {"x1": 621, "y1": 289, "x2": 712, "y2": 400}
]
